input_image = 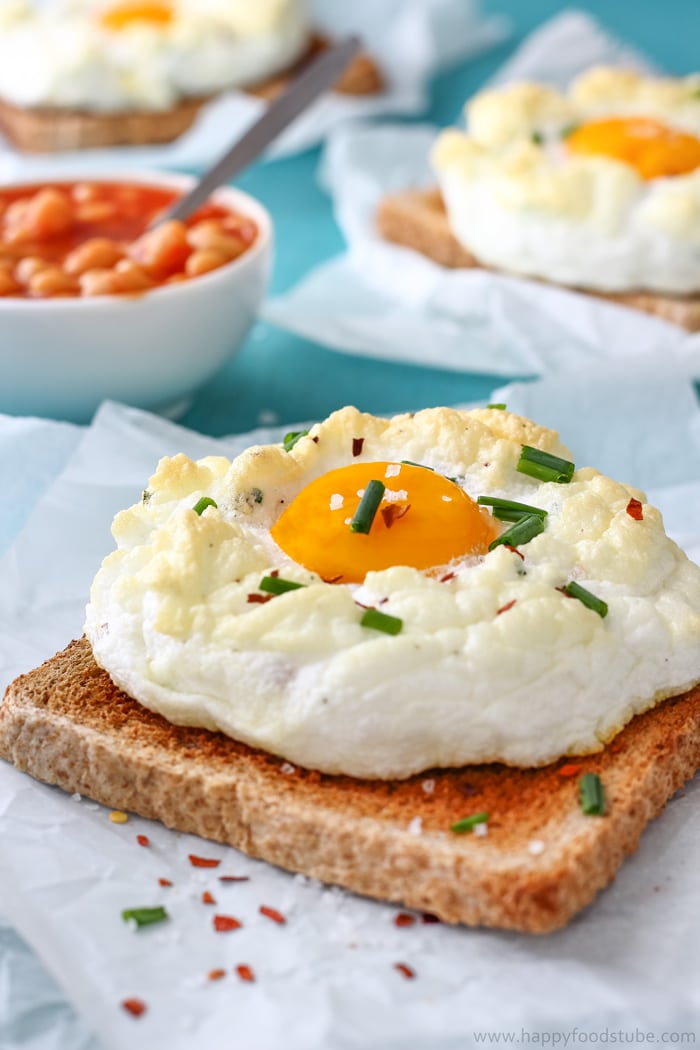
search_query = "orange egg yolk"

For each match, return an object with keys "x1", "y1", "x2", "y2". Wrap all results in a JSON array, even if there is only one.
[
  {"x1": 99, "y1": 1, "x2": 173, "y2": 30},
  {"x1": 567, "y1": 117, "x2": 700, "y2": 179},
  {"x1": 270, "y1": 462, "x2": 497, "y2": 584}
]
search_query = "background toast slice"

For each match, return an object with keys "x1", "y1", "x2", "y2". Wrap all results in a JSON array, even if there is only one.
[
  {"x1": 1, "y1": 637, "x2": 699, "y2": 934},
  {"x1": 377, "y1": 189, "x2": 700, "y2": 333}
]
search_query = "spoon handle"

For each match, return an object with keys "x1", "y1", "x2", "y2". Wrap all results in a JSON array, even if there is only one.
[{"x1": 157, "y1": 36, "x2": 361, "y2": 226}]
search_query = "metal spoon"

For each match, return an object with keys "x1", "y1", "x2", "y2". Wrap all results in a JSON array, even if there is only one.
[{"x1": 154, "y1": 35, "x2": 361, "y2": 226}]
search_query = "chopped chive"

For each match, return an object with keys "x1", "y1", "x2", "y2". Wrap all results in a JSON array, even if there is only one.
[
  {"x1": 563, "y1": 581, "x2": 608, "y2": 618},
  {"x1": 193, "y1": 497, "x2": 217, "y2": 516},
  {"x1": 450, "y1": 812, "x2": 490, "y2": 834},
  {"x1": 121, "y1": 906, "x2": 168, "y2": 928},
  {"x1": 360, "y1": 608, "x2": 403, "y2": 635},
  {"x1": 517, "y1": 446, "x2": 575, "y2": 484},
  {"x1": 560, "y1": 122, "x2": 580, "y2": 138},
  {"x1": 283, "y1": 429, "x2": 310, "y2": 452},
  {"x1": 486, "y1": 403, "x2": 506, "y2": 410},
  {"x1": 488, "y1": 513, "x2": 545, "y2": 551},
  {"x1": 579, "y1": 773, "x2": 606, "y2": 816},
  {"x1": 401, "y1": 460, "x2": 434, "y2": 470},
  {"x1": 141, "y1": 489, "x2": 152, "y2": 504},
  {"x1": 259, "y1": 575, "x2": 305, "y2": 595},
  {"x1": 251, "y1": 487, "x2": 263, "y2": 505},
  {"x1": 531, "y1": 131, "x2": 544, "y2": 145},
  {"x1": 478, "y1": 496, "x2": 548, "y2": 523},
  {"x1": 351, "y1": 480, "x2": 385, "y2": 534}
]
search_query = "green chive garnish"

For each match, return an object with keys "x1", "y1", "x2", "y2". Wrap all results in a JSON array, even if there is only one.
[
  {"x1": 122, "y1": 906, "x2": 168, "y2": 928},
  {"x1": 193, "y1": 497, "x2": 217, "y2": 516},
  {"x1": 579, "y1": 773, "x2": 606, "y2": 816},
  {"x1": 478, "y1": 496, "x2": 548, "y2": 523},
  {"x1": 488, "y1": 513, "x2": 545, "y2": 551},
  {"x1": 283, "y1": 429, "x2": 310, "y2": 452},
  {"x1": 351, "y1": 480, "x2": 385, "y2": 534},
  {"x1": 260, "y1": 575, "x2": 305, "y2": 595},
  {"x1": 360, "y1": 608, "x2": 403, "y2": 635},
  {"x1": 531, "y1": 131, "x2": 544, "y2": 145},
  {"x1": 517, "y1": 446, "x2": 575, "y2": 484},
  {"x1": 451, "y1": 812, "x2": 490, "y2": 834},
  {"x1": 401, "y1": 460, "x2": 434, "y2": 470},
  {"x1": 563, "y1": 581, "x2": 608, "y2": 618},
  {"x1": 486, "y1": 403, "x2": 506, "y2": 410}
]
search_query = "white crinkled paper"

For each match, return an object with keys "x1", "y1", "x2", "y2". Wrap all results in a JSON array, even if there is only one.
[
  {"x1": 0, "y1": 0, "x2": 508, "y2": 179},
  {"x1": 1, "y1": 370, "x2": 700, "y2": 1049},
  {"x1": 264, "y1": 9, "x2": 700, "y2": 376}
]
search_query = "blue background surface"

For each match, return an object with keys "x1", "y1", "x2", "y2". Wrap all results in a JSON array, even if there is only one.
[{"x1": 176, "y1": 0, "x2": 699, "y2": 437}]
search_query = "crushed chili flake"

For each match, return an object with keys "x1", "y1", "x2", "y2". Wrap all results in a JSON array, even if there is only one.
[
  {"x1": 208, "y1": 968, "x2": 226, "y2": 981},
  {"x1": 312, "y1": 436, "x2": 319, "y2": 444},
  {"x1": 213, "y1": 915, "x2": 242, "y2": 932},
  {"x1": 558, "y1": 763, "x2": 582, "y2": 778},
  {"x1": 270, "y1": 569, "x2": 279, "y2": 578},
  {"x1": 158, "y1": 878, "x2": 173, "y2": 887},
  {"x1": 394, "y1": 913, "x2": 416, "y2": 928},
  {"x1": 121, "y1": 998, "x2": 147, "y2": 1018},
  {"x1": 259, "y1": 905, "x2": 286, "y2": 925},
  {"x1": 136, "y1": 834, "x2": 150, "y2": 847},
  {"x1": 380, "y1": 503, "x2": 411, "y2": 529},
  {"x1": 497, "y1": 599, "x2": 517, "y2": 615},
  {"x1": 352, "y1": 437, "x2": 364, "y2": 457},
  {"x1": 504, "y1": 544, "x2": 525, "y2": 561},
  {"x1": 219, "y1": 875, "x2": 250, "y2": 883},
  {"x1": 202, "y1": 892, "x2": 216, "y2": 905},
  {"x1": 421, "y1": 913, "x2": 441, "y2": 925},
  {"x1": 189, "y1": 854, "x2": 221, "y2": 868},
  {"x1": 247, "y1": 593, "x2": 274, "y2": 604},
  {"x1": 626, "y1": 498, "x2": 644, "y2": 521},
  {"x1": 322, "y1": 574, "x2": 343, "y2": 584},
  {"x1": 394, "y1": 963, "x2": 416, "y2": 980},
  {"x1": 440, "y1": 571, "x2": 456, "y2": 583},
  {"x1": 236, "y1": 964, "x2": 256, "y2": 983}
]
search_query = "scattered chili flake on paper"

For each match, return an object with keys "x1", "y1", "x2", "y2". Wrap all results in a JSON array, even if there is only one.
[
  {"x1": 208, "y1": 969, "x2": 226, "y2": 981},
  {"x1": 213, "y1": 915, "x2": 242, "y2": 932},
  {"x1": 189, "y1": 854, "x2": 221, "y2": 868},
  {"x1": 136, "y1": 834, "x2": 150, "y2": 847},
  {"x1": 121, "y1": 998, "x2": 147, "y2": 1018},
  {"x1": 421, "y1": 913, "x2": 441, "y2": 924},
  {"x1": 236, "y1": 964, "x2": 256, "y2": 983},
  {"x1": 394, "y1": 963, "x2": 416, "y2": 980},
  {"x1": 158, "y1": 878, "x2": 173, "y2": 887},
  {"x1": 219, "y1": 875, "x2": 250, "y2": 883},
  {"x1": 202, "y1": 891, "x2": 216, "y2": 905},
  {"x1": 259, "y1": 905, "x2": 286, "y2": 925},
  {"x1": 394, "y1": 913, "x2": 416, "y2": 928}
]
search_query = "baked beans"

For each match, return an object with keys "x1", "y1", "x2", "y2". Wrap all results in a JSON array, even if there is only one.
[{"x1": 0, "y1": 181, "x2": 258, "y2": 299}]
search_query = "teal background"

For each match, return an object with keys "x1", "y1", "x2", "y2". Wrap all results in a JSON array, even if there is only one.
[{"x1": 178, "y1": 0, "x2": 700, "y2": 438}]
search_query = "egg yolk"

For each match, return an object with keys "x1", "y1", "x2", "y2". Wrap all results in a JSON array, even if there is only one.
[
  {"x1": 567, "y1": 117, "x2": 700, "y2": 180},
  {"x1": 270, "y1": 462, "x2": 497, "y2": 584},
  {"x1": 99, "y1": 1, "x2": 173, "y2": 30}
]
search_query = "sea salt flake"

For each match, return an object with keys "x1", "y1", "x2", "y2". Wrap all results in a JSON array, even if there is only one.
[
  {"x1": 281, "y1": 762, "x2": 296, "y2": 775},
  {"x1": 441, "y1": 495, "x2": 453, "y2": 502},
  {"x1": 71, "y1": 793, "x2": 82, "y2": 802},
  {"x1": 421, "y1": 779, "x2": 435, "y2": 795},
  {"x1": 329, "y1": 493, "x2": 344, "y2": 511},
  {"x1": 528, "y1": 839, "x2": 545, "y2": 855},
  {"x1": 408, "y1": 817, "x2": 423, "y2": 836},
  {"x1": 384, "y1": 488, "x2": 408, "y2": 503},
  {"x1": 474, "y1": 822, "x2": 488, "y2": 837},
  {"x1": 385, "y1": 464, "x2": 401, "y2": 478}
]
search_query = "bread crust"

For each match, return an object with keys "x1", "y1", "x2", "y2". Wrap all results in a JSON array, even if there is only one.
[
  {"x1": 377, "y1": 189, "x2": 700, "y2": 332},
  {"x1": 1, "y1": 637, "x2": 699, "y2": 933}
]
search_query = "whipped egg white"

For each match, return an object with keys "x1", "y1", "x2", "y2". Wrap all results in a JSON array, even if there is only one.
[
  {"x1": 432, "y1": 67, "x2": 700, "y2": 295},
  {"x1": 0, "y1": 0, "x2": 310, "y2": 112},
  {"x1": 85, "y1": 406, "x2": 700, "y2": 779}
]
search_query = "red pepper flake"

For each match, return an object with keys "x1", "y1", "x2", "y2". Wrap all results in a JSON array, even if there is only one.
[
  {"x1": 213, "y1": 915, "x2": 242, "y2": 932},
  {"x1": 121, "y1": 998, "x2": 147, "y2": 1018},
  {"x1": 202, "y1": 891, "x2": 216, "y2": 905},
  {"x1": 219, "y1": 875, "x2": 250, "y2": 883},
  {"x1": 259, "y1": 905, "x2": 286, "y2": 925},
  {"x1": 626, "y1": 498, "x2": 644, "y2": 521},
  {"x1": 158, "y1": 878, "x2": 173, "y2": 887},
  {"x1": 504, "y1": 544, "x2": 524, "y2": 561},
  {"x1": 394, "y1": 913, "x2": 416, "y2": 928},
  {"x1": 322, "y1": 574, "x2": 343, "y2": 584},
  {"x1": 352, "y1": 437, "x2": 364, "y2": 457},
  {"x1": 136, "y1": 834, "x2": 150, "y2": 847},
  {"x1": 189, "y1": 854, "x2": 221, "y2": 868},
  {"x1": 421, "y1": 912, "x2": 441, "y2": 925},
  {"x1": 270, "y1": 569, "x2": 279, "y2": 577},
  {"x1": 247, "y1": 593, "x2": 274, "y2": 604},
  {"x1": 440, "y1": 571, "x2": 456, "y2": 583},
  {"x1": 380, "y1": 503, "x2": 411, "y2": 529},
  {"x1": 558, "y1": 763, "x2": 581, "y2": 778},
  {"x1": 312, "y1": 436, "x2": 319, "y2": 444},
  {"x1": 208, "y1": 968, "x2": 226, "y2": 981},
  {"x1": 394, "y1": 963, "x2": 416, "y2": 980},
  {"x1": 236, "y1": 964, "x2": 256, "y2": 983},
  {"x1": 497, "y1": 599, "x2": 516, "y2": 616}
]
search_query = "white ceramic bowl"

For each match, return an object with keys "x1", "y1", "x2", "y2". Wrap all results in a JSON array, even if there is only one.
[{"x1": 0, "y1": 171, "x2": 272, "y2": 422}]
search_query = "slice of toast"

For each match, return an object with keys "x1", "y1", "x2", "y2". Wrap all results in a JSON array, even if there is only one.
[
  {"x1": 2, "y1": 637, "x2": 699, "y2": 934},
  {"x1": 377, "y1": 189, "x2": 700, "y2": 333}
]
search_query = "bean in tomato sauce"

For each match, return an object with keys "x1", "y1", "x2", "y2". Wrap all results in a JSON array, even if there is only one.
[{"x1": 0, "y1": 181, "x2": 258, "y2": 298}]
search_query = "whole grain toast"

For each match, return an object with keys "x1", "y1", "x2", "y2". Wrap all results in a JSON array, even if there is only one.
[
  {"x1": 1, "y1": 637, "x2": 699, "y2": 934},
  {"x1": 377, "y1": 189, "x2": 700, "y2": 333}
]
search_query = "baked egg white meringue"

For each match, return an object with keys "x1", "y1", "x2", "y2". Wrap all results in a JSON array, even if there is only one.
[
  {"x1": 85, "y1": 406, "x2": 700, "y2": 780},
  {"x1": 432, "y1": 67, "x2": 700, "y2": 294},
  {"x1": 0, "y1": 0, "x2": 310, "y2": 112}
]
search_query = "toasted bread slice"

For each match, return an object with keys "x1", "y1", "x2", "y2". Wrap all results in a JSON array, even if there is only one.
[
  {"x1": 377, "y1": 189, "x2": 700, "y2": 333},
  {"x1": 245, "y1": 32, "x2": 384, "y2": 101},
  {"x1": 2, "y1": 638, "x2": 699, "y2": 933}
]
